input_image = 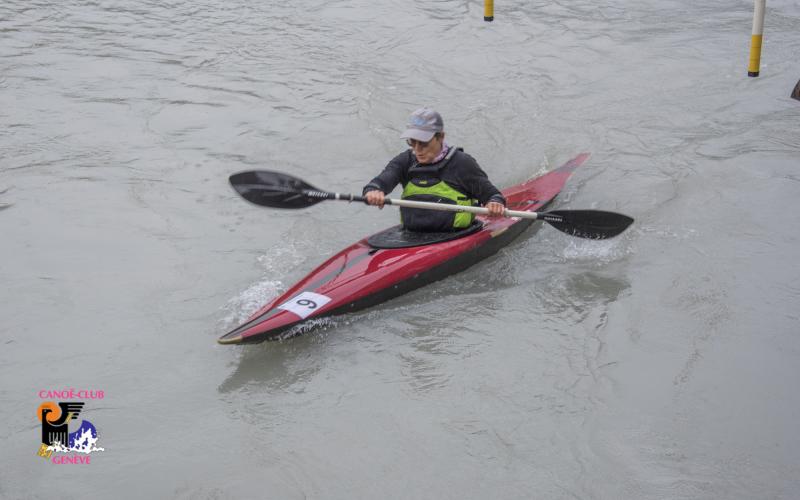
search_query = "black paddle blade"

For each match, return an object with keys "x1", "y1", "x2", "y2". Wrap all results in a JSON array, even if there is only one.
[
  {"x1": 540, "y1": 210, "x2": 634, "y2": 239},
  {"x1": 229, "y1": 170, "x2": 327, "y2": 209}
]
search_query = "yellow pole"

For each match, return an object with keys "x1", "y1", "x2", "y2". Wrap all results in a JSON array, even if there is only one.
[
  {"x1": 484, "y1": 0, "x2": 494, "y2": 22},
  {"x1": 748, "y1": 0, "x2": 766, "y2": 77}
]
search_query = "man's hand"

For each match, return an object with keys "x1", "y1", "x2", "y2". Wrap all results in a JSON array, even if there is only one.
[
  {"x1": 365, "y1": 190, "x2": 385, "y2": 209},
  {"x1": 485, "y1": 201, "x2": 505, "y2": 217}
]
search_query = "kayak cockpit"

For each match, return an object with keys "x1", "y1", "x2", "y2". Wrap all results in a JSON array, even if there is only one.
[{"x1": 366, "y1": 220, "x2": 484, "y2": 249}]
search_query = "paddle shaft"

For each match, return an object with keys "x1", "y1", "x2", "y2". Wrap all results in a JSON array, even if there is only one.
[{"x1": 311, "y1": 190, "x2": 548, "y2": 221}]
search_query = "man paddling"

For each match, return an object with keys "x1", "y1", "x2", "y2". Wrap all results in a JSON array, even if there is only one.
[{"x1": 363, "y1": 108, "x2": 506, "y2": 232}]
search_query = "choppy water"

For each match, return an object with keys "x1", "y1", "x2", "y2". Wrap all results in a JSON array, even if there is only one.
[{"x1": 1, "y1": 0, "x2": 799, "y2": 498}]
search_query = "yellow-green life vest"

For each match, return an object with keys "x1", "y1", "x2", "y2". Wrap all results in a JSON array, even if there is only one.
[{"x1": 401, "y1": 178, "x2": 478, "y2": 230}]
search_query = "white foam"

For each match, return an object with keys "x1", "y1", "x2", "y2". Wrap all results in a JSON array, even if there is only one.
[
  {"x1": 562, "y1": 237, "x2": 630, "y2": 264},
  {"x1": 277, "y1": 317, "x2": 337, "y2": 340},
  {"x1": 220, "y1": 243, "x2": 306, "y2": 327},
  {"x1": 221, "y1": 278, "x2": 284, "y2": 327}
]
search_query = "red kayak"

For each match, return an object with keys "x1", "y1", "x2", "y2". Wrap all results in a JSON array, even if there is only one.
[{"x1": 219, "y1": 153, "x2": 590, "y2": 344}]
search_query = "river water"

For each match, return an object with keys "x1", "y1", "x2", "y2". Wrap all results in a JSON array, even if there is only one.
[{"x1": 1, "y1": 0, "x2": 799, "y2": 498}]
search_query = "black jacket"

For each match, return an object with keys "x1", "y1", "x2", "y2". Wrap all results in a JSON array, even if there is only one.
[{"x1": 362, "y1": 147, "x2": 506, "y2": 206}]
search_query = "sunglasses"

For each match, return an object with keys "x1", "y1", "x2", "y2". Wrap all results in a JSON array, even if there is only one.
[{"x1": 406, "y1": 135, "x2": 439, "y2": 149}]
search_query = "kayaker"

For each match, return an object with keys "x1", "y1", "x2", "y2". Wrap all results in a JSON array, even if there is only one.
[{"x1": 363, "y1": 107, "x2": 506, "y2": 232}]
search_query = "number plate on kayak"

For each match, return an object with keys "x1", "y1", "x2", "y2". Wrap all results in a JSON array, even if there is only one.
[{"x1": 277, "y1": 291, "x2": 332, "y2": 319}]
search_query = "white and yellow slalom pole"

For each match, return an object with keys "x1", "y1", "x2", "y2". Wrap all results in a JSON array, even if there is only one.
[{"x1": 748, "y1": 0, "x2": 766, "y2": 77}]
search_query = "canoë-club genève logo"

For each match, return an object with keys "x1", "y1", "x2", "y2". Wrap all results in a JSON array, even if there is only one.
[{"x1": 36, "y1": 389, "x2": 105, "y2": 464}]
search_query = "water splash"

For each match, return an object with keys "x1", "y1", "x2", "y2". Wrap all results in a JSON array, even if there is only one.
[
  {"x1": 561, "y1": 237, "x2": 630, "y2": 264},
  {"x1": 220, "y1": 278, "x2": 284, "y2": 326},
  {"x1": 278, "y1": 317, "x2": 337, "y2": 341},
  {"x1": 220, "y1": 242, "x2": 307, "y2": 326}
]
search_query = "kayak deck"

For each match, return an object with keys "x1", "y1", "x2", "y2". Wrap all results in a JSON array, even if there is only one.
[{"x1": 219, "y1": 153, "x2": 589, "y2": 344}]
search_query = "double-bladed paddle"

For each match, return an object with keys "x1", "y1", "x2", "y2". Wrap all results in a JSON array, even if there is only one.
[{"x1": 229, "y1": 170, "x2": 634, "y2": 240}]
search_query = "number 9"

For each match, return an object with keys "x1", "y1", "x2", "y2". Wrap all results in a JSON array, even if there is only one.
[{"x1": 296, "y1": 299, "x2": 317, "y2": 309}]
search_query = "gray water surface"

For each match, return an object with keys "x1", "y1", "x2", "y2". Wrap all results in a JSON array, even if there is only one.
[{"x1": 1, "y1": 1, "x2": 799, "y2": 498}]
